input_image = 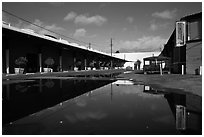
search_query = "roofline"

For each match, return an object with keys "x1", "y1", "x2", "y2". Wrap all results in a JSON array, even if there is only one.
[
  {"x1": 2, "y1": 23, "x2": 127, "y2": 62},
  {"x1": 180, "y1": 12, "x2": 202, "y2": 20}
]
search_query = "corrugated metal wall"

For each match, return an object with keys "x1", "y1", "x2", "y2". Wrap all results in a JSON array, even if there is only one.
[{"x1": 186, "y1": 41, "x2": 202, "y2": 74}]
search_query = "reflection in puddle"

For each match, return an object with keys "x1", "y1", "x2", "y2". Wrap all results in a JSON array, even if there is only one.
[
  {"x1": 2, "y1": 79, "x2": 201, "y2": 135},
  {"x1": 112, "y1": 80, "x2": 134, "y2": 85},
  {"x1": 2, "y1": 79, "x2": 114, "y2": 125}
]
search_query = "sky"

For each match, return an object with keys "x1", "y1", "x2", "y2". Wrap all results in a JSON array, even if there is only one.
[{"x1": 2, "y1": 2, "x2": 202, "y2": 53}]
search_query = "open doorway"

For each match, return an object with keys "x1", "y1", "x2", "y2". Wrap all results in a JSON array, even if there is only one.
[{"x1": 26, "y1": 53, "x2": 38, "y2": 73}]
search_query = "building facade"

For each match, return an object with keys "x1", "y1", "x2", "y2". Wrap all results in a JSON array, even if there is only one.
[
  {"x1": 2, "y1": 23, "x2": 126, "y2": 74},
  {"x1": 113, "y1": 52, "x2": 160, "y2": 70},
  {"x1": 160, "y1": 12, "x2": 202, "y2": 74}
]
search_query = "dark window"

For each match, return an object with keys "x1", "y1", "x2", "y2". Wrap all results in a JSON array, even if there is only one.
[{"x1": 188, "y1": 20, "x2": 202, "y2": 41}]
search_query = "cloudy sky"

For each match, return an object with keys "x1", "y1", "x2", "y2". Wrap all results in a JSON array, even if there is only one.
[{"x1": 2, "y1": 2, "x2": 202, "y2": 53}]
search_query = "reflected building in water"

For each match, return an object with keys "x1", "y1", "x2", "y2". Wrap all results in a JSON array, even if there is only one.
[
  {"x1": 2, "y1": 79, "x2": 202, "y2": 135},
  {"x1": 2, "y1": 79, "x2": 114, "y2": 125},
  {"x1": 143, "y1": 85, "x2": 202, "y2": 134}
]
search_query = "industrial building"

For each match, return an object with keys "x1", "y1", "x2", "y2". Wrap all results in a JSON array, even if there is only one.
[
  {"x1": 160, "y1": 12, "x2": 202, "y2": 74},
  {"x1": 2, "y1": 22, "x2": 126, "y2": 74}
]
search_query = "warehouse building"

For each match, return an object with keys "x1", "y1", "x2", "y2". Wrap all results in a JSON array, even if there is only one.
[
  {"x1": 2, "y1": 23, "x2": 126, "y2": 74},
  {"x1": 160, "y1": 12, "x2": 202, "y2": 74}
]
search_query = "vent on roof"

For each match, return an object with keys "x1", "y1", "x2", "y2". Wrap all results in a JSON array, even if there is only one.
[
  {"x1": 59, "y1": 38, "x2": 69, "y2": 44},
  {"x1": 21, "y1": 28, "x2": 35, "y2": 33},
  {"x1": 2, "y1": 21, "x2": 11, "y2": 27},
  {"x1": 44, "y1": 34, "x2": 57, "y2": 40}
]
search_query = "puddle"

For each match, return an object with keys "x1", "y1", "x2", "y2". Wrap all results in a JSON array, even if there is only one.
[{"x1": 2, "y1": 79, "x2": 201, "y2": 135}]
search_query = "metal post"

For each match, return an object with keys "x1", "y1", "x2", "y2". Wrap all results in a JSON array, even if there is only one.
[
  {"x1": 160, "y1": 62, "x2": 163, "y2": 75},
  {"x1": 182, "y1": 65, "x2": 184, "y2": 75},
  {"x1": 111, "y1": 38, "x2": 113, "y2": 70}
]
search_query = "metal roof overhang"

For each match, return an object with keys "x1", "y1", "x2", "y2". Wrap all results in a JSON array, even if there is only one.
[
  {"x1": 2, "y1": 24, "x2": 127, "y2": 62},
  {"x1": 143, "y1": 56, "x2": 170, "y2": 61}
]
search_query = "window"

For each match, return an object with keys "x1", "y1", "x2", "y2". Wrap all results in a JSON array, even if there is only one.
[
  {"x1": 176, "y1": 21, "x2": 186, "y2": 47},
  {"x1": 187, "y1": 20, "x2": 202, "y2": 41},
  {"x1": 144, "y1": 60, "x2": 150, "y2": 65}
]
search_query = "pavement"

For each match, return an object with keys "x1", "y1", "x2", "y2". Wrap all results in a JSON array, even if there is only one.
[{"x1": 118, "y1": 72, "x2": 202, "y2": 97}]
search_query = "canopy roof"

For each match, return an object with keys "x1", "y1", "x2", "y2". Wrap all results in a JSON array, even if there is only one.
[{"x1": 143, "y1": 56, "x2": 170, "y2": 61}]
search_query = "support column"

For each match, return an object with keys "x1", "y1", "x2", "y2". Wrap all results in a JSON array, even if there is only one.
[
  {"x1": 160, "y1": 63, "x2": 163, "y2": 75},
  {"x1": 73, "y1": 57, "x2": 76, "y2": 71},
  {"x1": 6, "y1": 84, "x2": 10, "y2": 100},
  {"x1": 39, "y1": 79, "x2": 42, "y2": 93},
  {"x1": 59, "y1": 55, "x2": 62, "y2": 71},
  {"x1": 39, "y1": 53, "x2": 42, "y2": 73},
  {"x1": 182, "y1": 65, "x2": 184, "y2": 75},
  {"x1": 6, "y1": 49, "x2": 9, "y2": 74},
  {"x1": 84, "y1": 59, "x2": 87, "y2": 70},
  {"x1": 73, "y1": 51, "x2": 76, "y2": 71},
  {"x1": 60, "y1": 79, "x2": 62, "y2": 89}
]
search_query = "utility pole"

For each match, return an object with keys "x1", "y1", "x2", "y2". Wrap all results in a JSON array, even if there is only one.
[
  {"x1": 111, "y1": 38, "x2": 113, "y2": 57},
  {"x1": 110, "y1": 38, "x2": 113, "y2": 70}
]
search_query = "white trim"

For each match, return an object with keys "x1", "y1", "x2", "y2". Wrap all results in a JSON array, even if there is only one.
[{"x1": 176, "y1": 21, "x2": 186, "y2": 47}]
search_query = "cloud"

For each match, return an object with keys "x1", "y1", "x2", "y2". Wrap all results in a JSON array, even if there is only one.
[
  {"x1": 122, "y1": 27, "x2": 127, "y2": 32},
  {"x1": 2, "y1": 12, "x2": 10, "y2": 23},
  {"x1": 73, "y1": 28, "x2": 86, "y2": 37},
  {"x1": 64, "y1": 11, "x2": 107, "y2": 26},
  {"x1": 74, "y1": 14, "x2": 107, "y2": 26},
  {"x1": 150, "y1": 22, "x2": 171, "y2": 31},
  {"x1": 99, "y1": 3, "x2": 107, "y2": 9},
  {"x1": 152, "y1": 9, "x2": 177, "y2": 19},
  {"x1": 76, "y1": 98, "x2": 87, "y2": 107},
  {"x1": 126, "y1": 17, "x2": 134, "y2": 23},
  {"x1": 42, "y1": 24, "x2": 65, "y2": 34},
  {"x1": 76, "y1": 111, "x2": 107, "y2": 121},
  {"x1": 118, "y1": 36, "x2": 167, "y2": 52},
  {"x1": 153, "y1": 115, "x2": 174, "y2": 124},
  {"x1": 18, "y1": 19, "x2": 65, "y2": 37},
  {"x1": 64, "y1": 11, "x2": 77, "y2": 21},
  {"x1": 65, "y1": 111, "x2": 107, "y2": 123},
  {"x1": 150, "y1": 23, "x2": 158, "y2": 31}
]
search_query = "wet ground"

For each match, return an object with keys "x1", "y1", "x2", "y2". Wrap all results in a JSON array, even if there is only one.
[
  {"x1": 118, "y1": 72, "x2": 202, "y2": 96},
  {"x1": 2, "y1": 78, "x2": 202, "y2": 135}
]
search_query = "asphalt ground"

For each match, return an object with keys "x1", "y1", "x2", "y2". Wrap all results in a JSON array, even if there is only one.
[{"x1": 118, "y1": 72, "x2": 202, "y2": 97}]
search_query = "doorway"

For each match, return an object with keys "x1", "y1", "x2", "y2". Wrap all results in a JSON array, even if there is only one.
[{"x1": 26, "y1": 53, "x2": 38, "y2": 73}]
